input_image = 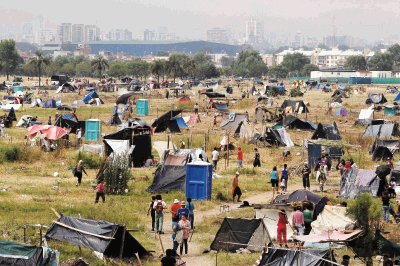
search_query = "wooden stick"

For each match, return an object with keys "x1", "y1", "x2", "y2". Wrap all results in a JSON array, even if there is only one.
[
  {"x1": 53, "y1": 221, "x2": 114, "y2": 240},
  {"x1": 189, "y1": 229, "x2": 195, "y2": 242},
  {"x1": 50, "y1": 208, "x2": 61, "y2": 218},
  {"x1": 158, "y1": 233, "x2": 165, "y2": 254}
]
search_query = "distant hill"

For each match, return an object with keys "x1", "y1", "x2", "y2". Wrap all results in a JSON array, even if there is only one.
[{"x1": 16, "y1": 42, "x2": 38, "y2": 52}]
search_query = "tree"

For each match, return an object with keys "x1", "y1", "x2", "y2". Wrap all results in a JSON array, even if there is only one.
[
  {"x1": 268, "y1": 65, "x2": 288, "y2": 79},
  {"x1": 102, "y1": 154, "x2": 131, "y2": 195},
  {"x1": 108, "y1": 61, "x2": 128, "y2": 78},
  {"x1": 28, "y1": 50, "x2": 51, "y2": 87},
  {"x1": 281, "y1": 53, "x2": 310, "y2": 76},
  {"x1": 0, "y1": 39, "x2": 23, "y2": 80},
  {"x1": 387, "y1": 44, "x2": 400, "y2": 66},
  {"x1": 220, "y1": 56, "x2": 234, "y2": 68},
  {"x1": 301, "y1": 64, "x2": 319, "y2": 76},
  {"x1": 368, "y1": 52, "x2": 393, "y2": 71},
  {"x1": 91, "y1": 55, "x2": 109, "y2": 80},
  {"x1": 232, "y1": 50, "x2": 267, "y2": 77},
  {"x1": 345, "y1": 55, "x2": 368, "y2": 70},
  {"x1": 75, "y1": 60, "x2": 92, "y2": 77},
  {"x1": 166, "y1": 54, "x2": 189, "y2": 82},
  {"x1": 150, "y1": 60, "x2": 166, "y2": 83}
]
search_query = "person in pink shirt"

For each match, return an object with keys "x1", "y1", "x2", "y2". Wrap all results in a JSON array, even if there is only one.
[
  {"x1": 178, "y1": 214, "x2": 190, "y2": 255},
  {"x1": 292, "y1": 206, "x2": 305, "y2": 235},
  {"x1": 95, "y1": 179, "x2": 105, "y2": 203},
  {"x1": 237, "y1": 147, "x2": 243, "y2": 168}
]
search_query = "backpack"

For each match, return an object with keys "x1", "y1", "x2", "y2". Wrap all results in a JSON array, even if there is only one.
[{"x1": 155, "y1": 201, "x2": 164, "y2": 214}]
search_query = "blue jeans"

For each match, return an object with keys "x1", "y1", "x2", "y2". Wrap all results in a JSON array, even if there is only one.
[
  {"x1": 155, "y1": 213, "x2": 164, "y2": 232},
  {"x1": 383, "y1": 206, "x2": 390, "y2": 222}
]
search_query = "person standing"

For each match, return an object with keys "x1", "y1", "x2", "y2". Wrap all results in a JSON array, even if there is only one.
[
  {"x1": 292, "y1": 206, "x2": 305, "y2": 235},
  {"x1": 281, "y1": 164, "x2": 289, "y2": 192},
  {"x1": 316, "y1": 165, "x2": 327, "y2": 192},
  {"x1": 194, "y1": 103, "x2": 199, "y2": 115},
  {"x1": 178, "y1": 214, "x2": 190, "y2": 255},
  {"x1": 76, "y1": 128, "x2": 82, "y2": 146},
  {"x1": 161, "y1": 249, "x2": 177, "y2": 266},
  {"x1": 179, "y1": 139, "x2": 185, "y2": 149},
  {"x1": 237, "y1": 147, "x2": 243, "y2": 168},
  {"x1": 186, "y1": 198, "x2": 195, "y2": 229},
  {"x1": 232, "y1": 171, "x2": 242, "y2": 203},
  {"x1": 171, "y1": 216, "x2": 181, "y2": 252},
  {"x1": 94, "y1": 179, "x2": 105, "y2": 203},
  {"x1": 302, "y1": 162, "x2": 311, "y2": 190},
  {"x1": 153, "y1": 195, "x2": 167, "y2": 234},
  {"x1": 47, "y1": 116, "x2": 52, "y2": 125},
  {"x1": 382, "y1": 191, "x2": 390, "y2": 223},
  {"x1": 303, "y1": 206, "x2": 313, "y2": 235},
  {"x1": 147, "y1": 196, "x2": 156, "y2": 231},
  {"x1": 170, "y1": 199, "x2": 181, "y2": 221},
  {"x1": 277, "y1": 209, "x2": 289, "y2": 247},
  {"x1": 271, "y1": 166, "x2": 279, "y2": 197},
  {"x1": 74, "y1": 160, "x2": 88, "y2": 186},
  {"x1": 253, "y1": 148, "x2": 261, "y2": 167},
  {"x1": 177, "y1": 201, "x2": 189, "y2": 221},
  {"x1": 211, "y1": 147, "x2": 219, "y2": 170}
]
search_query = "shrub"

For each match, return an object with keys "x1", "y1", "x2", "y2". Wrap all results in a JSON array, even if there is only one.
[
  {"x1": 102, "y1": 154, "x2": 131, "y2": 194},
  {"x1": 0, "y1": 146, "x2": 22, "y2": 162},
  {"x1": 76, "y1": 151, "x2": 102, "y2": 169}
]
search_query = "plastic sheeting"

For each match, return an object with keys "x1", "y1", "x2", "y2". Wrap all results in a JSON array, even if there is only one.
[
  {"x1": 339, "y1": 169, "x2": 379, "y2": 199},
  {"x1": 311, "y1": 122, "x2": 341, "y2": 140},
  {"x1": 294, "y1": 229, "x2": 362, "y2": 243},
  {"x1": 310, "y1": 206, "x2": 354, "y2": 235},
  {"x1": 363, "y1": 123, "x2": 399, "y2": 139}
]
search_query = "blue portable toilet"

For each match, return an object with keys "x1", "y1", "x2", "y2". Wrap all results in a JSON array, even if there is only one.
[
  {"x1": 85, "y1": 119, "x2": 101, "y2": 141},
  {"x1": 136, "y1": 99, "x2": 149, "y2": 116},
  {"x1": 185, "y1": 161, "x2": 212, "y2": 200}
]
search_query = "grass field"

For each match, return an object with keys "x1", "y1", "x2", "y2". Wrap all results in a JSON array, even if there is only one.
[{"x1": 0, "y1": 76, "x2": 399, "y2": 265}]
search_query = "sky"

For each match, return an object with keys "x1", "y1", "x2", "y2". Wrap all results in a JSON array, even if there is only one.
[{"x1": 1, "y1": 0, "x2": 400, "y2": 41}]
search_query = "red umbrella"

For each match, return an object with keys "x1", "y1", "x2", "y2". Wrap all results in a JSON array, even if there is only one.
[
  {"x1": 40, "y1": 126, "x2": 69, "y2": 140},
  {"x1": 26, "y1": 125, "x2": 49, "y2": 137}
]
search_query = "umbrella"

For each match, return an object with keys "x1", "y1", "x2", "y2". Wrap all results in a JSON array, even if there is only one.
[
  {"x1": 116, "y1": 92, "x2": 135, "y2": 105},
  {"x1": 27, "y1": 125, "x2": 49, "y2": 137},
  {"x1": 40, "y1": 126, "x2": 69, "y2": 140}
]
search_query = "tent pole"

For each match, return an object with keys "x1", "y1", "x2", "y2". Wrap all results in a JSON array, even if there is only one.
[
  {"x1": 39, "y1": 225, "x2": 43, "y2": 246},
  {"x1": 216, "y1": 250, "x2": 218, "y2": 266},
  {"x1": 23, "y1": 225, "x2": 26, "y2": 243},
  {"x1": 119, "y1": 226, "x2": 126, "y2": 259}
]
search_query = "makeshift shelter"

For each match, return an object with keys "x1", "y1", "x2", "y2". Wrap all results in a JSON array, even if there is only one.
[
  {"x1": 213, "y1": 102, "x2": 229, "y2": 113},
  {"x1": 273, "y1": 115, "x2": 316, "y2": 131},
  {"x1": 56, "y1": 82, "x2": 77, "y2": 93},
  {"x1": 0, "y1": 240, "x2": 58, "y2": 266},
  {"x1": 201, "y1": 92, "x2": 225, "y2": 98},
  {"x1": 310, "y1": 205, "x2": 355, "y2": 235},
  {"x1": 57, "y1": 105, "x2": 75, "y2": 111},
  {"x1": 43, "y1": 99, "x2": 58, "y2": 108},
  {"x1": 116, "y1": 92, "x2": 135, "y2": 105},
  {"x1": 395, "y1": 92, "x2": 400, "y2": 101},
  {"x1": 147, "y1": 149, "x2": 206, "y2": 193},
  {"x1": 280, "y1": 100, "x2": 309, "y2": 114},
  {"x1": 210, "y1": 218, "x2": 272, "y2": 252},
  {"x1": 363, "y1": 123, "x2": 400, "y2": 139},
  {"x1": 2, "y1": 107, "x2": 17, "y2": 128},
  {"x1": 311, "y1": 122, "x2": 341, "y2": 140},
  {"x1": 82, "y1": 91, "x2": 103, "y2": 105},
  {"x1": 357, "y1": 108, "x2": 374, "y2": 125},
  {"x1": 339, "y1": 168, "x2": 380, "y2": 199},
  {"x1": 255, "y1": 106, "x2": 281, "y2": 123},
  {"x1": 384, "y1": 105, "x2": 398, "y2": 116},
  {"x1": 27, "y1": 125, "x2": 69, "y2": 141},
  {"x1": 365, "y1": 93, "x2": 387, "y2": 104},
  {"x1": 220, "y1": 113, "x2": 249, "y2": 133},
  {"x1": 255, "y1": 127, "x2": 294, "y2": 147},
  {"x1": 16, "y1": 115, "x2": 34, "y2": 127},
  {"x1": 258, "y1": 247, "x2": 336, "y2": 266},
  {"x1": 103, "y1": 121, "x2": 152, "y2": 167},
  {"x1": 370, "y1": 139, "x2": 399, "y2": 161},
  {"x1": 152, "y1": 110, "x2": 183, "y2": 133},
  {"x1": 331, "y1": 89, "x2": 349, "y2": 99},
  {"x1": 335, "y1": 107, "x2": 348, "y2": 117},
  {"x1": 54, "y1": 113, "x2": 80, "y2": 134},
  {"x1": 45, "y1": 215, "x2": 148, "y2": 260},
  {"x1": 294, "y1": 229, "x2": 362, "y2": 244},
  {"x1": 1, "y1": 103, "x2": 22, "y2": 112}
]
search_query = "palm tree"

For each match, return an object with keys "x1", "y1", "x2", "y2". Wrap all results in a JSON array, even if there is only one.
[
  {"x1": 91, "y1": 55, "x2": 109, "y2": 80},
  {"x1": 166, "y1": 55, "x2": 183, "y2": 83},
  {"x1": 150, "y1": 60, "x2": 165, "y2": 83},
  {"x1": 28, "y1": 50, "x2": 51, "y2": 88}
]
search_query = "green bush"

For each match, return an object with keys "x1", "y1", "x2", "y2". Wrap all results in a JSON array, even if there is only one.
[
  {"x1": 0, "y1": 146, "x2": 22, "y2": 162},
  {"x1": 76, "y1": 151, "x2": 102, "y2": 169}
]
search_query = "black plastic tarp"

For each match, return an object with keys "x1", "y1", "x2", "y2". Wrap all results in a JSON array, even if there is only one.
[
  {"x1": 210, "y1": 218, "x2": 271, "y2": 252},
  {"x1": 258, "y1": 248, "x2": 336, "y2": 266},
  {"x1": 274, "y1": 115, "x2": 316, "y2": 130},
  {"x1": 201, "y1": 92, "x2": 225, "y2": 98},
  {"x1": 365, "y1": 93, "x2": 387, "y2": 104},
  {"x1": 54, "y1": 115, "x2": 79, "y2": 134},
  {"x1": 45, "y1": 215, "x2": 148, "y2": 259},
  {"x1": 311, "y1": 122, "x2": 341, "y2": 140},
  {"x1": 280, "y1": 100, "x2": 309, "y2": 113},
  {"x1": 116, "y1": 92, "x2": 135, "y2": 105},
  {"x1": 7, "y1": 107, "x2": 17, "y2": 122},
  {"x1": 152, "y1": 110, "x2": 183, "y2": 133},
  {"x1": 370, "y1": 139, "x2": 399, "y2": 161},
  {"x1": 0, "y1": 240, "x2": 44, "y2": 266}
]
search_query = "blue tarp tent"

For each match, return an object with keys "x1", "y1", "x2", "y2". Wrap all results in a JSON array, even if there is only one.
[
  {"x1": 395, "y1": 93, "x2": 400, "y2": 102},
  {"x1": 335, "y1": 107, "x2": 348, "y2": 117},
  {"x1": 12, "y1": 85, "x2": 24, "y2": 93},
  {"x1": 173, "y1": 117, "x2": 188, "y2": 129},
  {"x1": 83, "y1": 91, "x2": 100, "y2": 104},
  {"x1": 214, "y1": 102, "x2": 229, "y2": 113}
]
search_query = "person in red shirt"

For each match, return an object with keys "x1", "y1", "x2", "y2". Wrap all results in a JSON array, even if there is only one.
[
  {"x1": 95, "y1": 179, "x2": 105, "y2": 203},
  {"x1": 237, "y1": 147, "x2": 243, "y2": 168},
  {"x1": 277, "y1": 209, "x2": 288, "y2": 247},
  {"x1": 170, "y1": 199, "x2": 181, "y2": 221}
]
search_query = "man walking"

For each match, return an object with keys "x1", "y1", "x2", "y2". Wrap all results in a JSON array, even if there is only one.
[
  {"x1": 302, "y1": 162, "x2": 311, "y2": 190},
  {"x1": 232, "y1": 172, "x2": 242, "y2": 203},
  {"x1": 153, "y1": 195, "x2": 167, "y2": 234},
  {"x1": 212, "y1": 147, "x2": 219, "y2": 170}
]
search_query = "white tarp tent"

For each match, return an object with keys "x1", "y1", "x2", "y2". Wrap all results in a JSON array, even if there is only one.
[
  {"x1": 1, "y1": 104, "x2": 22, "y2": 112},
  {"x1": 358, "y1": 108, "x2": 374, "y2": 121},
  {"x1": 16, "y1": 115, "x2": 33, "y2": 127},
  {"x1": 310, "y1": 205, "x2": 354, "y2": 235},
  {"x1": 104, "y1": 139, "x2": 131, "y2": 156},
  {"x1": 276, "y1": 128, "x2": 294, "y2": 147},
  {"x1": 255, "y1": 208, "x2": 295, "y2": 241},
  {"x1": 81, "y1": 144, "x2": 104, "y2": 156}
]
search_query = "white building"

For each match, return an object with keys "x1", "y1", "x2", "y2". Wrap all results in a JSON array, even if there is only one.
[
  {"x1": 72, "y1": 24, "x2": 85, "y2": 43},
  {"x1": 108, "y1": 29, "x2": 133, "y2": 41},
  {"x1": 310, "y1": 70, "x2": 371, "y2": 79},
  {"x1": 275, "y1": 48, "x2": 315, "y2": 65},
  {"x1": 58, "y1": 23, "x2": 72, "y2": 43},
  {"x1": 245, "y1": 19, "x2": 264, "y2": 45},
  {"x1": 315, "y1": 49, "x2": 363, "y2": 70},
  {"x1": 85, "y1": 25, "x2": 100, "y2": 42}
]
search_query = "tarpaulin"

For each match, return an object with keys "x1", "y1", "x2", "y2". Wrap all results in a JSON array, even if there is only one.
[{"x1": 294, "y1": 230, "x2": 362, "y2": 243}]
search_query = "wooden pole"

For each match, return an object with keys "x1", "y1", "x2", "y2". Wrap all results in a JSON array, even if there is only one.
[
  {"x1": 227, "y1": 134, "x2": 230, "y2": 167},
  {"x1": 119, "y1": 226, "x2": 126, "y2": 259},
  {"x1": 134, "y1": 252, "x2": 143, "y2": 266},
  {"x1": 23, "y1": 225, "x2": 26, "y2": 243},
  {"x1": 158, "y1": 233, "x2": 165, "y2": 254},
  {"x1": 39, "y1": 225, "x2": 43, "y2": 246}
]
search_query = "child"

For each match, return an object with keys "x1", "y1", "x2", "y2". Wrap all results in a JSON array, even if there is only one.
[
  {"x1": 317, "y1": 165, "x2": 327, "y2": 192},
  {"x1": 95, "y1": 179, "x2": 105, "y2": 203},
  {"x1": 281, "y1": 164, "x2": 289, "y2": 192},
  {"x1": 147, "y1": 196, "x2": 156, "y2": 231}
]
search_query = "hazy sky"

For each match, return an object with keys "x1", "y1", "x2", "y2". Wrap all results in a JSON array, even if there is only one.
[{"x1": 1, "y1": 0, "x2": 400, "y2": 40}]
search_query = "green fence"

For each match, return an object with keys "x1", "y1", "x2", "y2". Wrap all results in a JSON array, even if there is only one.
[{"x1": 371, "y1": 78, "x2": 400, "y2": 84}]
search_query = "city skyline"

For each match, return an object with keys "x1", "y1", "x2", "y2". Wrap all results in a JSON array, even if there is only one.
[{"x1": 1, "y1": 0, "x2": 400, "y2": 45}]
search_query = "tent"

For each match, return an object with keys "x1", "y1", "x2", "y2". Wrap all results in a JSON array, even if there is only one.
[
  {"x1": 152, "y1": 110, "x2": 183, "y2": 133},
  {"x1": 45, "y1": 215, "x2": 148, "y2": 260},
  {"x1": 82, "y1": 91, "x2": 103, "y2": 105},
  {"x1": 116, "y1": 92, "x2": 135, "y2": 105},
  {"x1": 54, "y1": 113, "x2": 80, "y2": 134},
  {"x1": 1, "y1": 103, "x2": 22, "y2": 112},
  {"x1": 201, "y1": 92, "x2": 225, "y2": 98},
  {"x1": 335, "y1": 107, "x2": 348, "y2": 117},
  {"x1": 339, "y1": 168, "x2": 380, "y2": 199},
  {"x1": 294, "y1": 229, "x2": 362, "y2": 244},
  {"x1": 331, "y1": 89, "x2": 349, "y2": 99},
  {"x1": 56, "y1": 82, "x2": 77, "y2": 93},
  {"x1": 280, "y1": 100, "x2": 309, "y2": 114},
  {"x1": 384, "y1": 105, "x2": 398, "y2": 116},
  {"x1": 210, "y1": 218, "x2": 272, "y2": 252},
  {"x1": 395, "y1": 92, "x2": 400, "y2": 101},
  {"x1": 43, "y1": 99, "x2": 58, "y2": 108},
  {"x1": 103, "y1": 122, "x2": 152, "y2": 167},
  {"x1": 255, "y1": 127, "x2": 294, "y2": 147},
  {"x1": 357, "y1": 108, "x2": 374, "y2": 125},
  {"x1": 370, "y1": 139, "x2": 399, "y2": 161},
  {"x1": 310, "y1": 205, "x2": 354, "y2": 235},
  {"x1": 363, "y1": 123, "x2": 400, "y2": 139},
  {"x1": 173, "y1": 117, "x2": 188, "y2": 129},
  {"x1": 16, "y1": 115, "x2": 34, "y2": 127},
  {"x1": 311, "y1": 122, "x2": 341, "y2": 140},
  {"x1": 27, "y1": 125, "x2": 69, "y2": 141},
  {"x1": 258, "y1": 247, "x2": 336, "y2": 266},
  {"x1": 147, "y1": 149, "x2": 205, "y2": 193},
  {"x1": 3, "y1": 107, "x2": 17, "y2": 128},
  {"x1": 220, "y1": 113, "x2": 249, "y2": 132},
  {"x1": 213, "y1": 102, "x2": 229, "y2": 113},
  {"x1": 0, "y1": 240, "x2": 58, "y2": 266},
  {"x1": 273, "y1": 115, "x2": 316, "y2": 131},
  {"x1": 365, "y1": 93, "x2": 387, "y2": 104}
]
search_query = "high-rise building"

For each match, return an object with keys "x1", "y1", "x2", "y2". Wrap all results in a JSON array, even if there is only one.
[
  {"x1": 58, "y1": 23, "x2": 72, "y2": 43},
  {"x1": 21, "y1": 22, "x2": 34, "y2": 43},
  {"x1": 207, "y1": 28, "x2": 229, "y2": 43},
  {"x1": 108, "y1": 29, "x2": 133, "y2": 41},
  {"x1": 143, "y1": 29, "x2": 156, "y2": 41},
  {"x1": 84, "y1": 25, "x2": 100, "y2": 42},
  {"x1": 245, "y1": 19, "x2": 264, "y2": 45},
  {"x1": 72, "y1": 24, "x2": 85, "y2": 43}
]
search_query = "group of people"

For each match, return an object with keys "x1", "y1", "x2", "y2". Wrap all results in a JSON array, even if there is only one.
[
  {"x1": 270, "y1": 164, "x2": 290, "y2": 196},
  {"x1": 148, "y1": 195, "x2": 195, "y2": 256}
]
